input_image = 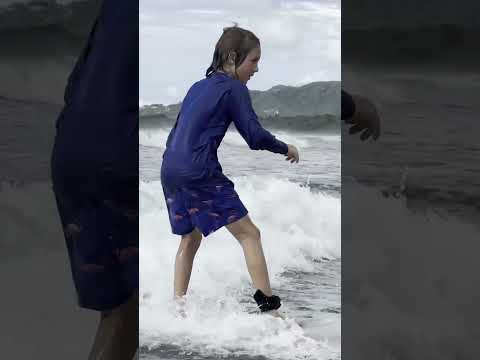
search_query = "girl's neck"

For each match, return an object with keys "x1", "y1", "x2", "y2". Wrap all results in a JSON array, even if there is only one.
[{"x1": 217, "y1": 69, "x2": 235, "y2": 79}]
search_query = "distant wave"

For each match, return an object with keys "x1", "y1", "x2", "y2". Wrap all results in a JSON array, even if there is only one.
[
  {"x1": 0, "y1": 0, "x2": 99, "y2": 37},
  {"x1": 0, "y1": 1, "x2": 99, "y2": 103},
  {"x1": 255, "y1": 114, "x2": 339, "y2": 132},
  {"x1": 1, "y1": 24, "x2": 86, "y2": 58},
  {"x1": 1, "y1": 52, "x2": 76, "y2": 104},
  {"x1": 343, "y1": 1, "x2": 480, "y2": 30},
  {"x1": 140, "y1": 114, "x2": 340, "y2": 132},
  {"x1": 343, "y1": 25, "x2": 480, "y2": 67}
]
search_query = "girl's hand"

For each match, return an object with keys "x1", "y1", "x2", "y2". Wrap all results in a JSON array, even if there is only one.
[
  {"x1": 346, "y1": 95, "x2": 381, "y2": 141},
  {"x1": 285, "y1": 144, "x2": 299, "y2": 163}
]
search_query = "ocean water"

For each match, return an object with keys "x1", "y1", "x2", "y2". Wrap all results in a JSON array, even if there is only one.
[
  {"x1": 342, "y1": 69, "x2": 480, "y2": 218},
  {"x1": 0, "y1": 97, "x2": 98, "y2": 359},
  {"x1": 139, "y1": 126, "x2": 341, "y2": 360},
  {"x1": 341, "y1": 68, "x2": 480, "y2": 358}
]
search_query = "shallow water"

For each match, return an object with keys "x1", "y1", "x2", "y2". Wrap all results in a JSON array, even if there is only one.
[{"x1": 139, "y1": 127, "x2": 341, "y2": 360}]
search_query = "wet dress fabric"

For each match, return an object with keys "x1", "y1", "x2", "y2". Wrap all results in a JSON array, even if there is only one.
[
  {"x1": 50, "y1": 0, "x2": 138, "y2": 311},
  {"x1": 161, "y1": 72, "x2": 288, "y2": 237}
]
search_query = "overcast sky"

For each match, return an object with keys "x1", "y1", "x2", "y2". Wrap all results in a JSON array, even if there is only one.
[{"x1": 140, "y1": 0, "x2": 340, "y2": 105}]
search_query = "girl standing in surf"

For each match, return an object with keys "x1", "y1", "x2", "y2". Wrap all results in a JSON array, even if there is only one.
[{"x1": 161, "y1": 25, "x2": 299, "y2": 314}]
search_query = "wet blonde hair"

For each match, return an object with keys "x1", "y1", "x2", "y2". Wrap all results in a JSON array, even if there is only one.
[{"x1": 205, "y1": 23, "x2": 260, "y2": 77}]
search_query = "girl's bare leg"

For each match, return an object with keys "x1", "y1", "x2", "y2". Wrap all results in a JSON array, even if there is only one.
[
  {"x1": 88, "y1": 292, "x2": 138, "y2": 360},
  {"x1": 174, "y1": 228, "x2": 203, "y2": 298},
  {"x1": 226, "y1": 215, "x2": 273, "y2": 296}
]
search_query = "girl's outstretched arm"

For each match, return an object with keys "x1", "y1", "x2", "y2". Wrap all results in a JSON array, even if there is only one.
[{"x1": 227, "y1": 81, "x2": 288, "y2": 155}]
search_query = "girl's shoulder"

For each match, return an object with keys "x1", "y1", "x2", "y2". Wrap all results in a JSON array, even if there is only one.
[
  {"x1": 227, "y1": 79, "x2": 250, "y2": 101},
  {"x1": 206, "y1": 72, "x2": 247, "y2": 89},
  {"x1": 186, "y1": 73, "x2": 249, "y2": 104}
]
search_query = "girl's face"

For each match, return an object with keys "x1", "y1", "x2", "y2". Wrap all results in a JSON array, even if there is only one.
[
  {"x1": 236, "y1": 46, "x2": 261, "y2": 84},
  {"x1": 224, "y1": 46, "x2": 261, "y2": 85}
]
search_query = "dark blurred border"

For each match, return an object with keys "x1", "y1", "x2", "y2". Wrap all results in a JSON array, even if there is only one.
[
  {"x1": 0, "y1": 1, "x2": 138, "y2": 358},
  {"x1": 342, "y1": 1, "x2": 480, "y2": 359}
]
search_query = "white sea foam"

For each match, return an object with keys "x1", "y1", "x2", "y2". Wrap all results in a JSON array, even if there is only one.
[
  {"x1": 139, "y1": 128, "x2": 170, "y2": 148},
  {"x1": 139, "y1": 175, "x2": 340, "y2": 359}
]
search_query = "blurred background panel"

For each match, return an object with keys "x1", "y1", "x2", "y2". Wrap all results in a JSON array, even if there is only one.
[
  {"x1": 342, "y1": 1, "x2": 480, "y2": 359},
  {"x1": 1, "y1": 1, "x2": 106, "y2": 359}
]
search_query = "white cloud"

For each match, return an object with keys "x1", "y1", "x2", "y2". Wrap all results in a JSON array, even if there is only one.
[
  {"x1": 257, "y1": 17, "x2": 298, "y2": 48},
  {"x1": 166, "y1": 85, "x2": 178, "y2": 98},
  {"x1": 296, "y1": 70, "x2": 329, "y2": 86},
  {"x1": 183, "y1": 9, "x2": 224, "y2": 15},
  {"x1": 140, "y1": 0, "x2": 340, "y2": 104}
]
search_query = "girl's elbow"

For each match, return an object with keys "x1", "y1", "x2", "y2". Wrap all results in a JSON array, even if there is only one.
[{"x1": 248, "y1": 139, "x2": 262, "y2": 150}]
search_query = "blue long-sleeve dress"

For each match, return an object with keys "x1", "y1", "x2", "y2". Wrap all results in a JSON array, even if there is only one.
[
  {"x1": 50, "y1": 0, "x2": 138, "y2": 311},
  {"x1": 161, "y1": 71, "x2": 288, "y2": 236}
]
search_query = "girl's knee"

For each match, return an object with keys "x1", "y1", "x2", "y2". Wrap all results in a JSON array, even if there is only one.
[
  {"x1": 227, "y1": 216, "x2": 261, "y2": 243},
  {"x1": 238, "y1": 223, "x2": 261, "y2": 243},
  {"x1": 250, "y1": 225, "x2": 261, "y2": 241},
  {"x1": 180, "y1": 230, "x2": 202, "y2": 249}
]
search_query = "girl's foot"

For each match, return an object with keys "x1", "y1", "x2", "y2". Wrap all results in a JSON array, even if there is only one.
[
  {"x1": 253, "y1": 289, "x2": 282, "y2": 312},
  {"x1": 174, "y1": 296, "x2": 187, "y2": 318},
  {"x1": 264, "y1": 309, "x2": 286, "y2": 319}
]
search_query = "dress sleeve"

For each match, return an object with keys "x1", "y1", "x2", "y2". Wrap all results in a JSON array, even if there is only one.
[
  {"x1": 341, "y1": 90, "x2": 356, "y2": 120},
  {"x1": 227, "y1": 81, "x2": 288, "y2": 155}
]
